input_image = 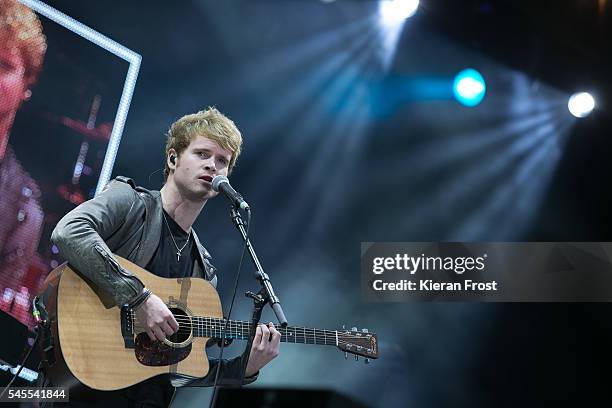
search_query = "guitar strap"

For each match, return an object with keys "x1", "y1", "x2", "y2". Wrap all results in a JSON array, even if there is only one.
[{"x1": 35, "y1": 288, "x2": 53, "y2": 360}]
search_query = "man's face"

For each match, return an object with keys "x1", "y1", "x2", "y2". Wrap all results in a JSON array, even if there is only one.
[
  {"x1": 171, "y1": 135, "x2": 232, "y2": 201},
  {"x1": 0, "y1": 45, "x2": 27, "y2": 117}
]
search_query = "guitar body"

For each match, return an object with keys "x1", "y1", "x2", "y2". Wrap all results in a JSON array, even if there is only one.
[
  {"x1": 39, "y1": 255, "x2": 378, "y2": 397},
  {"x1": 42, "y1": 256, "x2": 222, "y2": 393}
]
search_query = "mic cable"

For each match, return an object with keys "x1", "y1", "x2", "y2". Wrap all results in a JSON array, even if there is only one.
[{"x1": 208, "y1": 207, "x2": 252, "y2": 408}]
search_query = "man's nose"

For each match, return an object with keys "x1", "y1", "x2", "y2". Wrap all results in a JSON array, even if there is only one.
[{"x1": 204, "y1": 159, "x2": 216, "y2": 172}]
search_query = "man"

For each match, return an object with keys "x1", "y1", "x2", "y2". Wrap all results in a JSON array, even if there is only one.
[
  {"x1": 0, "y1": 0, "x2": 45, "y2": 323},
  {"x1": 49, "y1": 108, "x2": 281, "y2": 407}
]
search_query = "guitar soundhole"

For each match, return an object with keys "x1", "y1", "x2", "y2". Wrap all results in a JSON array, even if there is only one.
[
  {"x1": 134, "y1": 307, "x2": 193, "y2": 367},
  {"x1": 168, "y1": 307, "x2": 191, "y2": 344}
]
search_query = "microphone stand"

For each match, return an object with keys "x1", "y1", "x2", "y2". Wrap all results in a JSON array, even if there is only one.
[{"x1": 228, "y1": 207, "x2": 288, "y2": 385}]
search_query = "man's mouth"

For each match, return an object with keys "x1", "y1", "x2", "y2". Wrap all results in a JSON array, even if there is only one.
[{"x1": 199, "y1": 175, "x2": 213, "y2": 183}]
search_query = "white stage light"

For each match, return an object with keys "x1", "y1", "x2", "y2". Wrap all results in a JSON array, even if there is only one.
[
  {"x1": 379, "y1": 0, "x2": 419, "y2": 26},
  {"x1": 568, "y1": 92, "x2": 595, "y2": 118}
]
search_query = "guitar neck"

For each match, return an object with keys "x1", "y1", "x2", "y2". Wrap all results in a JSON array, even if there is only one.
[{"x1": 192, "y1": 317, "x2": 338, "y2": 346}]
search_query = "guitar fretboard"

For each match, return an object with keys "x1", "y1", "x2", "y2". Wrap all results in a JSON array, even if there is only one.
[{"x1": 192, "y1": 317, "x2": 338, "y2": 346}]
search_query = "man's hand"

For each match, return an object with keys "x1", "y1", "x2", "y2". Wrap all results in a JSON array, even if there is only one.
[
  {"x1": 245, "y1": 322, "x2": 281, "y2": 377},
  {"x1": 135, "y1": 293, "x2": 179, "y2": 342}
]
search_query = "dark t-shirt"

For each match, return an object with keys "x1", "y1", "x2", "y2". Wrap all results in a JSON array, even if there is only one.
[{"x1": 145, "y1": 209, "x2": 196, "y2": 278}]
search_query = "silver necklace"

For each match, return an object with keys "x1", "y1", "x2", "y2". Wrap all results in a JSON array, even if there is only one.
[{"x1": 162, "y1": 211, "x2": 191, "y2": 262}]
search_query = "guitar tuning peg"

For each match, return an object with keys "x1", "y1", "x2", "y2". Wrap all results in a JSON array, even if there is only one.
[
  {"x1": 362, "y1": 328, "x2": 369, "y2": 333},
  {"x1": 351, "y1": 327, "x2": 357, "y2": 332},
  {"x1": 345, "y1": 352, "x2": 348, "y2": 360},
  {"x1": 365, "y1": 358, "x2": 370, "y2": 364},
  {"x1": 355, "y1": 355, "x2": 359, "y2": 361}
]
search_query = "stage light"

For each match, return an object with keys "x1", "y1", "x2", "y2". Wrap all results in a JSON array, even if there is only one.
[
  {"x1": 567, "y1": 92, "x2": 595, "y2": 118},
  {"x1": 453, "y1": 68, "x2": 486, "y2": 107},
  {"x1": 377, "y1": 0, "x2": 418, "y2": 70},
  {"x1": 379, "y1": 0, "x2": 419, "y2": 26}
]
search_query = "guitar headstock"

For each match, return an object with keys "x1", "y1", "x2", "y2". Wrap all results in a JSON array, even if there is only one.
[{"x1": 337, "y1": 327, "x2": 379, "y2": 360}]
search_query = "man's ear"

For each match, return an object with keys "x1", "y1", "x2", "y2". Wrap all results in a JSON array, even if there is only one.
[{"x1": 167, "y1": 150, "x2": 177, "y2": 168}]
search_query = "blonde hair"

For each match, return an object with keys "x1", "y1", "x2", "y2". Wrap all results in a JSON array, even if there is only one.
[
  {"x1": 164, "y1": 107, "x2": 243, "y2": 180},
  {"x1": 0, "y1": 0, "x2": 47, "y2": 87}
]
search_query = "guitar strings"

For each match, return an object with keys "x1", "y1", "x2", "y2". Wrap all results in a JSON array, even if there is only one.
[
  {"x1": 129, "y1": 324, "x2": 364, "y2": 348},
  {"x1": 130, "y1": 325, "x2": 368, "y2": 347},
  {"x1": 130, "y1": 323, "x2": 350, "y2": 340},
  {"x1": 129, "y1": 323, "x2": 374, "y2": 353},
  {"x1": 130, "y1": 325, "x2": 352, "y2": 341},
  {"x1": 129, "y1": 323, "x2": 363, "y2": 342},
  {"x1": 128, "y1": 312, "x2": 368, "y2": 342}
]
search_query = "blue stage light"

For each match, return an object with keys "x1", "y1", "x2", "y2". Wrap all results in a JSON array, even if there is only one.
[{"x1": 453, "y1": 68, "x2": 486, "y2": 107}]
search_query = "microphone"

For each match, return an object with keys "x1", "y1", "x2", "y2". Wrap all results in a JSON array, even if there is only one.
[{"x1": 212, "y1": 176, "x2": 250, "y2": 211}]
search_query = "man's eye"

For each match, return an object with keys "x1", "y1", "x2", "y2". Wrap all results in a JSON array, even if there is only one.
[{"x1": 0, "y1": 61, "x2": 14, "y2": 72}]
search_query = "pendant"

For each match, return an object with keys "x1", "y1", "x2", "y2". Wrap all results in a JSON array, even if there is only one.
[{"x1": 176, "y1": 250, "x2": 181, "y2": 262}]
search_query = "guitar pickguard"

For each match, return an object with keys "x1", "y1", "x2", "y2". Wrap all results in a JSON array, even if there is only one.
[{"x1": 134, "y1": 334, "x2": 192, "y2": 366}]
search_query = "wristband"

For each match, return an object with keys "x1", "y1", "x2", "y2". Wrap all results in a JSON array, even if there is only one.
[{"x1": 128, "y1": 288, "x2": 151, "y2": 310}]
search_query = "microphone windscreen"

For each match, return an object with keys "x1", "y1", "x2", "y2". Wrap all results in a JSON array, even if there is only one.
[{"x1": 212, "y1": 175, "x2": 229, "y2": 192}]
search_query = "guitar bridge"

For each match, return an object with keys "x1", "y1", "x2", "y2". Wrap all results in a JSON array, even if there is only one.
[{"x1": 120, "y1": 305, "x2": 135, "y2": 349}]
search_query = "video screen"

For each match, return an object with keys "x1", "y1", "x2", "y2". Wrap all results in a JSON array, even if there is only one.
[{"x1": 0, "y1": 0, "x2": 127, "y2": 328}]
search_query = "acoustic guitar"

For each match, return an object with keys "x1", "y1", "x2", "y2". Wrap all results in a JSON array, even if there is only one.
[{"x1": 40, "y1": 255, "x2": 378, "y2": 392}]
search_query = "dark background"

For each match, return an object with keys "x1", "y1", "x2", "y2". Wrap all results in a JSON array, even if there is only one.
[{"x1": 14, "y1": 0, "x2": 612, "y2": 406}]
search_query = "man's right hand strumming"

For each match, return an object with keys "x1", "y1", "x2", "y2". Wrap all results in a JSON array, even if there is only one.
[{"x1": 134, "y1": 293, "x2": 180, "y2": 341}]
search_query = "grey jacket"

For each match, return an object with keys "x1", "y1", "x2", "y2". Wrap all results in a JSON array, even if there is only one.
[
  {"x1": 51, "y1": 176, "x2": 254, "y2": 386},
  {"x1": 52, "y1": 176, "x2": 217, "y2": 307}
]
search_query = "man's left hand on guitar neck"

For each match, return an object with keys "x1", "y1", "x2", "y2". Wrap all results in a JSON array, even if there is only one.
[{"x1": 245, "y1": 323, "x2": 281, "y2": 377}]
